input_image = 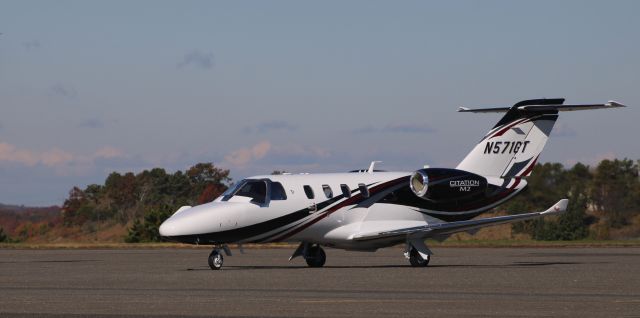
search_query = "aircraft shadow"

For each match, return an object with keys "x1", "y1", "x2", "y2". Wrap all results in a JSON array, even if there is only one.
[
  {"x1": 0, "y1": 260, "x2": 100, "y2": 264},
  {"x1": 185, "y1": 261, "x2": 592, "y2": 271}
]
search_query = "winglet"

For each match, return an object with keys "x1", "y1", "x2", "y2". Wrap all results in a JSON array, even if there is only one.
[
  {"x1": 606, "y1": 100, "x2": 626, "y2": 108},
  {"x1": 541, "y1": 199, "x2": 569, "y2": 215}
]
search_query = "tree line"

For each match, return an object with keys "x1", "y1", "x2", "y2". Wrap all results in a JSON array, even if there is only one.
[
  {"x1": 60, "y1": 163, "x2": 231, "y2": 243},
  {"x1": 501, "y1": 159, "x2": 640, "y2": 240},
  {"x1": 4, "y1": 158, "x2": 636, "y2": 244}
]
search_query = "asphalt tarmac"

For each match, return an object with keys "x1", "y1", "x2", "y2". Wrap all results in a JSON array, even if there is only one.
[{"x1": 1, "y1": 247, "x2": 639, "y2": 317}]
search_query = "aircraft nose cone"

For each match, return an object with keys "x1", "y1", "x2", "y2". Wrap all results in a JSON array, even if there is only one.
[{"x1": 158, "y1": 220, "x2": 176, "y2": 237}]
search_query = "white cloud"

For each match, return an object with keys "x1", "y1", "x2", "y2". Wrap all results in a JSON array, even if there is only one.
[
  {"x1": 223, "y1": 141, "x2": 272, "y2": 167},
  {"x1": 0, "y1": 141, "x2": 126, "y2": 176},
  {"x1": 94, "y1": 146, "x2": 124, "y2": 159},
  {"x1": 0, "y1": 142, "x2": 39, "y2": 166},
  {"x1": 565, "y1": 152, "x2": 617, "y2": 167},
  {"x1": 40, "y1": 149, "x2": 74, "y2": 167}
]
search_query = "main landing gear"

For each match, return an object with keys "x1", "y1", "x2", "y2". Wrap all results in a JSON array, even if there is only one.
[
  {"x1": 407, "y1": 247, "x2": 430, "y2": 267},
  {"x1": 289, "y1": 242, "x2": 327, "y2": 268},
  {"x1": 404, "y1": 239, "x2": 432, "y2": 267}
]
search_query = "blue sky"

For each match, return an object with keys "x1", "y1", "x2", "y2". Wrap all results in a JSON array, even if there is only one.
[{"x1": 1, "y1": 0, "x2": 638, "y2": 205}]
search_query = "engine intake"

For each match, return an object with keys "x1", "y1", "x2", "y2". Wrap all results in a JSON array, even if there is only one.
[{"x1": 409, "y1": 168, "x2": 488, "y2": 201}]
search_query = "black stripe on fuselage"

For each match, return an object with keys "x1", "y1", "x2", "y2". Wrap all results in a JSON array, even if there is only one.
[
  {"x1": 163, "y1": 207, "x2": 312, "y2": 244},
  {"x1": 164, "y1": 180, "x2": 398, "y2": 245},
  {"x1": 164, "y1": 187, "x2": 359, "y2": 245}
]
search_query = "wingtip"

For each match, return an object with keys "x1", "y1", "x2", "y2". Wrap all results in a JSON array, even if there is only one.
[
  {"x1": 541, "y1": 199, "x2": 568, "y2": 214},
  {"x1": 457, "y1": 107, "x2": 470, "y2": 112},
  {"x1": 606, "y1": 100, "x2": 627, "y2": 108},
  {"x1": 556, "y1": 199, "x2": 569, "y2": 211}
]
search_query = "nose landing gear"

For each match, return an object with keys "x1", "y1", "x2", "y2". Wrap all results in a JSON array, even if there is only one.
[
  {"x1": 208, "y1": 249, "x2": 224, "y2": 270},
  {"x1": 208, "y1": 244, "x2": 234, "y2": 270}
]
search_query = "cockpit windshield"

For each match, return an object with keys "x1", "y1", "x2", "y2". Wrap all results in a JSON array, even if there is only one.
[
  {"x1": 220, "y1": 178, "x2": 287, "y2": 204},
  {"x1": 235, "y1": 180, "x2": 267, "y2": 202}
]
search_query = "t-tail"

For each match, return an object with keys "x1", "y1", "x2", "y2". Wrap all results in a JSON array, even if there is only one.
[{"x1": 456, "y1": 98, "x2": 625, "y2": 178}]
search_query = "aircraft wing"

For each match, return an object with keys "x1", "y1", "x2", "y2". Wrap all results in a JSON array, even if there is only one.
[{"x1": 353, "y1": 199, "x2": 568, "y2": 241}]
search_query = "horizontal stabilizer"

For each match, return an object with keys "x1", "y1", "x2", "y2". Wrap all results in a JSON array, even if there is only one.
[
  {"x1": 353, "y1": 199, "x2": 568, "y2": 241},
  {"x1": 458, "y1": 101, "x2": 626, "y2": 113}
]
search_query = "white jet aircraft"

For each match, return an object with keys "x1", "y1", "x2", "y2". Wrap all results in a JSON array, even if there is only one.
[{"x1": 159, "y1": 98, "x2": 625, "y2": 269}]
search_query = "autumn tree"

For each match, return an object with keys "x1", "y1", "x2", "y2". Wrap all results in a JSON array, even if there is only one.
[
  {"x1": 62, "y1": 187, "x2": 87, "y2": 225},
  {"x1": 505, "y1": 162, "x2": 592, "y2": 240},
  {"x1": 187, "y1": 163, "x2": 231, "y2": 202},
  {"x1": 59, "y1": 162, "x2": 231, "y2": 242},
  {"x1": 0, "y1": 227, "x2": 7, "y2": 242},
  {"x1": 590, "y1": 159, "x2": 640, "y2": 227}
]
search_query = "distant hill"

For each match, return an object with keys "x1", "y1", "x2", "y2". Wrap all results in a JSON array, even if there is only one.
[{"x1": 0, "y1": 203, "x2": 28, "y2": 211}]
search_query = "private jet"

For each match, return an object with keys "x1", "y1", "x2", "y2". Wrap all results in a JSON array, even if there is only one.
[{"x1": 159, "y1": 98, "x2": 625, "y2": 269}]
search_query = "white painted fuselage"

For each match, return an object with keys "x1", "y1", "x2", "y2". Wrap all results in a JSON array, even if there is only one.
[{"x1": 159, "y1": 171, "x2": 524, "y2": 251}]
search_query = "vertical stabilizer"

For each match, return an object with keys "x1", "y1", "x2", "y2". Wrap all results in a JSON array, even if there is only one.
[{"x1": 456, "y1": 99, "x2": 562, "y2": 178}]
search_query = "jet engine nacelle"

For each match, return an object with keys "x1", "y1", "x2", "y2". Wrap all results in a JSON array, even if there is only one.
[{"x1": 410, "y1": 168, "x2": 488, "y2": 202}]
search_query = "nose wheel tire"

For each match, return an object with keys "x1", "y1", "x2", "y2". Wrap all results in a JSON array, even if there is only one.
[
  {"x1": 409, "y1": 248, "x2": 430, "y2": 267},
  {"x1": 305, "y1": 245, "x2": 326, "y2": 268},
  {"x1": 208, "y1": 250, "x2": 224, "y2": 270}
]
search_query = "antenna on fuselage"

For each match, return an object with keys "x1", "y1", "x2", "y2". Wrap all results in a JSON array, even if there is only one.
[{"x1": 368, "y1": 161, "x2": 382, "y2": 174}]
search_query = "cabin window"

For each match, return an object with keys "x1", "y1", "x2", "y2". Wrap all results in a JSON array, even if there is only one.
[
  {"x1": 303, "y1": 185, "x2": 315, "y2": 199},
  {"x1": 271, "y1": 182, "x2": 287, "y2": 200},
  {"x1": 358, "y1": 183, "x2": 370, "y2": 198},
  {"x1": 340, "y1": 184, "x2": 351, "y2": 198},
  {"x1": 322, "y1": 185, "x2": 333, "y2": 198}
]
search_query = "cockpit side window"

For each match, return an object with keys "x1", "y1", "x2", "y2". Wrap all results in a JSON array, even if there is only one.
[
  {"x1": 322, "y1": 185, "x2": 333, "y2": 198},
  {"x1": 303, "y1": 185, "x2": 314, "y2": 199},
  {"x1": 271, "y1": 182, "x2": 287, "y2": 200}
]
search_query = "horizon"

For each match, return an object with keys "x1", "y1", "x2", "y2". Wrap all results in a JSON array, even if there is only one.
[{"x1": 1, "y1": 156, "x2": 636, "y2": 208}]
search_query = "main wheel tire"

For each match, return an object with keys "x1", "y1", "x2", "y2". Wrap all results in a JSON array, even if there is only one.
[
  {"x1": 305, "y1": 245, "x2": 326, "y2": 268},
  {"x1": 208, "y1": 250, "x2": 224, "y2": 270},
  {"x1": 409, "y1": 248, "x2": 430, "y2": 267}
]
